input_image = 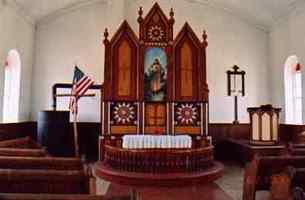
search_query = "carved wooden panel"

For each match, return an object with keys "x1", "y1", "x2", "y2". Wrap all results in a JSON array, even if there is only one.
[
  {"x1": 113, "y1": 37, "x2": 137, "y2": 100},
  {"x1": 174, "y1": 24, "x2": 202, "y2": 102},
  {"x1": 117, "y1": 40, "x2": 132, "y2": 96},
  {"x1": 180, "y1": 41, "x2": 195, "y2": 97},
  {"x1": 145, "y1": 103, "x2": 166, "y2": 134},
  {"x1": 103, "y1": 21, "x2": 139, "y2": 101},
  {"x1": 138, "y1": 3, "x2": 174, "y2": 44},
  {"x1": 102, "y1": 4, "x2": 209, "y2": 136}
]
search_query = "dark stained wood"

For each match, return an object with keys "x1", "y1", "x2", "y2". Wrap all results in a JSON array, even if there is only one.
[
  {"x1": 173, "y1": 23, "x2": 207, "y2": 102},
  {"x1": 102, "y1": 3, "x2": 209, "y2": 136},
  {"x1": 102, "y1": 144, "x2": 214, "y2": 173},
  {"x1": 0, "y1": 122, "x2": 36, "y2": 141},
  {"x1": 0, "y1": 193, "x2": 104, "y2": 200},
  {"x1": 270, "y1": 171, "x2": 292, "y2": 200},
  {"x1": 209, "y1": 123, "x2": 251, "y2": 141},
  {"x1": 225, "y1": 138, "x2": 287, "y2": 164},
  {"x1": 0, "y1": 148, "x2": 48, "y2": 157},
  {"x1": 103, "y1": 21, "x2": 139, "y2": 102},
  {"x1": 138, "y1": 2, "x2": 174, "y2": 43},
  {"x1": 95, "y1": 161, "x2": 223, "y2": 187},
  {"x1": 0, "y1": 156, "x2": 84, "y2": 170},
  {"x1": 0, "y1": 122, "x2": 100, "y2": 161},
  {"x1": 279, "y1": 124, "x2": 305, "y2": 143},
  {"x1": 104, "y1": 183, "x2": 233, "y2": 200},
  {"x1": 243, "y1": 155, "x2": 305, "y2": 200},
  {"x1": 0, "y1": 169, "x2": 89, "y2": 194},
  {"x1": 1, "y1": 122, "x2": 305, "y2": 162},
  {"x1": 0, "y1": 136, "x2": 41, "y2": 149}
]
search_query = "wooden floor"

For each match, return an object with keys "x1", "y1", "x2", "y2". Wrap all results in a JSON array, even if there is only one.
[{"x1": 104, "y1": 183, "x2": 233, "y2": 200}]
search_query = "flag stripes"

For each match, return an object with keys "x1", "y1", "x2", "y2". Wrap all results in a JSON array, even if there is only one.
[{"x1": 69, "y1": 66, "x2": 94, "y2": 114}]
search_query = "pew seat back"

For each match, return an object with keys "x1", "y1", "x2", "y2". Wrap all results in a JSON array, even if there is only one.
[
  {"x1": 0, "y1": 148, "x2": 47, "y2": 157},
  {"x1": 0, "y1": 169, "x2": 89, "y2": 194},
  {"x1": 0, "y1": 156, "x2": 83, "y2": 170},
  {"x1": 0, "y1": 137, "x2": 41, "y2": 149},
  {"x1": 243, "y1": 155, "x2": 305, "y2": 200},
  {"x1": 0, "y1": 193, "x2": 104, "y2": 200}
]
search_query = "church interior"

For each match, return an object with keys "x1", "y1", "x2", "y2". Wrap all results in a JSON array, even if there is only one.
[{"x1": 1, "y1": 0, "x2": 305, "y2": 199}]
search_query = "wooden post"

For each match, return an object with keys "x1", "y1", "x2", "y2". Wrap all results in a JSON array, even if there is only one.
[
  {"x1": 73, "y1": 99, "x2": 80, "y2": 157},
  {"x1": 233, "y1": 96, "x2": 239, "y2": 124}
]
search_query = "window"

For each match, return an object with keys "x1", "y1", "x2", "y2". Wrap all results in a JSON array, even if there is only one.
[
  {"x1": 284, "y1": 55, "x2": 302, "y2": 124},
  {"x1": 3, "y1": 49, "x2": 21, "y2": 123}
]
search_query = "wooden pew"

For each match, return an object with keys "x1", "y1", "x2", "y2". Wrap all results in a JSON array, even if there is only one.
[
  {"x1": 0, "y1": 169, "x2": 89, "y2": 194},
  {"x1": 0, "y1": 156, "x2": 83, "y2": 170},
  {"x1": 0, "y1": 137, "x2": 41, "y2": 149},
  {"x1": 0, "y1": 148, "x2": 48, "y2": 157},
  {"x1": 292, "y1": 187, "x2": 305, "y2": 200},
  {"x1": 0, "y1": 193, "x2": 104, "y2": 200},
  {"x1": 243, "y1": 155, "x2": 305, "y2": 200},
  {"x1": 268, "y1": 166, "x2": 305, "y2": 200}
]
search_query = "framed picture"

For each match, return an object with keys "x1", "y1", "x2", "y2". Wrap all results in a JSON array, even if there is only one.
[{"x1": 144, "y1": 47, "x2": 167, "y2": 101}]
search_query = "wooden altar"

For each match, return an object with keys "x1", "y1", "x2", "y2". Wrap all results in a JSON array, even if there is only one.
[{"x1": 95, "y1": 3, "x2": 223, "y2": 188}]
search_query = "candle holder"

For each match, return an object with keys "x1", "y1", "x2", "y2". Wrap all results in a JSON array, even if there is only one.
[{"x1": 227, "y1": 65, "x2": 246, "y2": 124}]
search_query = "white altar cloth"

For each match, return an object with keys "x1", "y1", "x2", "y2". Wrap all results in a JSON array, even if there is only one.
[{"x1": 122, "y1": 135, "x2": 192, "y2": 149}]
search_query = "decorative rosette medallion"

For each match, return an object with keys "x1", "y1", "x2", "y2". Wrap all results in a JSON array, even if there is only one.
[
  {"x1": 111, "y1": 102, "x2": 137, "y2": 125},
  {"x1": 175, "y1": 103, "x2": 200, "y2": 126},
  {"x1": 148, "y1": 25, "x2": 164, "y2": 42}
]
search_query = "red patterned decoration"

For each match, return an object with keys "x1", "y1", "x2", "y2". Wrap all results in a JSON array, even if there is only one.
[
  {"x1": 175, "y1": 103, "x2": 199, "y2": 125},
  {"x1": 112, "y1": 102, "x2": 136, "y2": 125}
]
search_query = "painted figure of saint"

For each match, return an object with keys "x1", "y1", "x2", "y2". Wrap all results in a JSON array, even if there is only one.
[{"x1": 149, "y1": 58, "x2": 162, "y2": 93}]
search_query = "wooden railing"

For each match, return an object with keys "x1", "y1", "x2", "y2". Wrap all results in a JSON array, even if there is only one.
[{"x1": 103, "y1": 144, "x2": 214, "y2": 173}]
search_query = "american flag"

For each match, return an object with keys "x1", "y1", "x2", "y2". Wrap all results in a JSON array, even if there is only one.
[{"x1": 69, "y1": 66, "x2": 94, "y2": 114}]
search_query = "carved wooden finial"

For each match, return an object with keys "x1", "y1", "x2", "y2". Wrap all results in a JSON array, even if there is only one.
[
  {"x1": 169, "y1": 8, "x2": 175, "y2": 24},
  {"x1": 170, "y1": 8, "x2": 174, "y2": 19},
  {"x1": 104, "y1": 28, "x2": 109, "y2": 44},
  {"x1": 138, "y1": 6, "x2": 143, "y2": 23},
  {"x1": 202, "y1": 30, "x2": 208, "y2": 46}
]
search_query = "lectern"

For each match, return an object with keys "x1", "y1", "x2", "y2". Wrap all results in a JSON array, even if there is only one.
[{"x1": 248, "y1": 105, "x2": 281, "y2": 145}]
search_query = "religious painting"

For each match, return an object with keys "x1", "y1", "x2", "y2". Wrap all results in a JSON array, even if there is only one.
[{"x1": 144, "y1": 47, "x2": 167, "y2": 101}]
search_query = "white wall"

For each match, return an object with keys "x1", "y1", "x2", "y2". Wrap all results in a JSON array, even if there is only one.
[
  {"x1": 269, "y1": 2, "x2": 305, "y2": 123},
  {"x1": 0, "y1": 1, "x2": 34, "y2": 122},
  {"x1": 31, "y1": 0, "x2": 125, "y2": 122},
  {"x1": 32, "y1": 0, "x2": 270, "y2": 123}
]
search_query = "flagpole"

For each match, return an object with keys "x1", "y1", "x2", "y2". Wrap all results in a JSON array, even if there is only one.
[{"x1": 73, "y1": 98, "x2": 80, "y2": 157}]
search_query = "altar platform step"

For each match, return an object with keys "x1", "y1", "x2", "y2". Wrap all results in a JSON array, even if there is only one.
[{"x1": 103, "y1": 183, "x2": 233, "y2": 200}]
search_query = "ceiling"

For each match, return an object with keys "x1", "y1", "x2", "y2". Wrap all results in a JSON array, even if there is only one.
[
  {"x1": 204, "y1": 0, "x2": 303, "y2": 28},
  {"x1": 11, "y1": 0, "x2": 305, "y2": 30},
  {"x1": 14, "y1": 0, "x2": 91, "y2": 20}
]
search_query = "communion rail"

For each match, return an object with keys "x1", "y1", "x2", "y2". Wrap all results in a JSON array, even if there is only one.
[{"x1": 103, "y1": 144, "x2": 214, "y2": 173}]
